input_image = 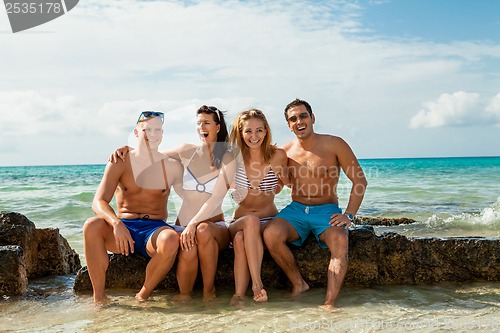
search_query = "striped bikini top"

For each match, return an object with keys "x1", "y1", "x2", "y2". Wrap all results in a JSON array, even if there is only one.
[{"x1": 234, "y1": 164, "x2": 279, "y2": 192}]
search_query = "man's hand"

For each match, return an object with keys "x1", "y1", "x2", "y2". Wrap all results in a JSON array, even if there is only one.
[
  {"x1": 112, "y1": 222, "x2": 135, "y2": 255},
  {"x1": 329, "y1": 214, "x2": 353, "y2": 229},
  {"x1": 108, "y1": 146, "x2": 130, "y2": 163},
  {"x1": 180, "y1": 224, "x2": 197, "y2": 251}
]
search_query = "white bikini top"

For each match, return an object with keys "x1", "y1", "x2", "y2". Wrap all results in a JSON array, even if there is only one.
[{"x1": 182, "y1": 149, "x2": 219, "y2": 194}]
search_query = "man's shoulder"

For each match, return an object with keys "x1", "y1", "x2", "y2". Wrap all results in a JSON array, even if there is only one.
[
  {"x1": 317, "y1": 133, "x2": 341, "y2": 141},
  {"x1": 106, "y1": 154, "x2": 129, "y2": 169},
  {"x1": 272, "y1": 147, "x2": 287, "y2": 160},
  {"x1": 282, "y1": 139, "x2": 295, "y2": 152}
]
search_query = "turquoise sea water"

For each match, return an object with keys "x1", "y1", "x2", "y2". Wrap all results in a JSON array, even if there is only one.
[{"x1": 0, "y1": 157, "x2": 499, "y2": 332}]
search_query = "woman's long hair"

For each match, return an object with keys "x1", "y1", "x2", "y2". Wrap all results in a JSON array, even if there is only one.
[{"x1": 230, "y1": 108, "x2": 276, "y2": 162}]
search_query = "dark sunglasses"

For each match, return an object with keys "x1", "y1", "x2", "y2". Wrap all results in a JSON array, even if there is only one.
[
  {"x1": 137, "y1": 111, "x2": 164, "y2": 124},
  {"x1": 287, "y1": 112, "x2": 310, "y2": 123}
]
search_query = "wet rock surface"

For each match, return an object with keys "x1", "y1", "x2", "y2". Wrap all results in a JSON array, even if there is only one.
[
  {"x1": 74, "y1": 226, "x2": 499, "y2": 292},
  {"x1": 0, "y1": 212, "x2": 81, "y2": 295}
]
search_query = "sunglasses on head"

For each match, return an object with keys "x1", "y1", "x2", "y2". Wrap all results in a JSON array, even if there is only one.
[
  {"x1": 137, "y1": 111, "x2": 164, "y2": 124},
  {"x1": 206, "y1": 106, "x2": 222, "y2": 122}
]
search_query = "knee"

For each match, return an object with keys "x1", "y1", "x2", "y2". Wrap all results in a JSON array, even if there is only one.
[
  {"x1": 156, "y1": 230, "x2": 179, "y2": 255},
  {"x1": 328, "y1": 227, "x2": 348, "y2": 247},
  {"x1": 263, "y1": 222, "x2": 283, "y2": 248},
  {"x1": 243, "y1": 215, "x2": 261, "y2": 233},
  {"x1": 233, "y1": 231, "x2": 245, "y2": 251},
  {"x1": 196, "y1": 223, "x2": 213, "y2": 245},
  {"x1": 83, "y1": 217, "x2": 105, "y2": 237}
]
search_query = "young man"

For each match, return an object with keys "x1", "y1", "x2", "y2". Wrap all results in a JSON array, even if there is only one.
[
  {"x1": 83, "y1": 111, "x2": 183, "y2": 303},
  {"x1": 263, "y1": 99, "x2": 367, "y2": 310}
]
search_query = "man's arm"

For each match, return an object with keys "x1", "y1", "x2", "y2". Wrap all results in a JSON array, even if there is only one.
[
  {"x1": 92, "y1": 160, "x2": 135, "y2": 255},
  {"x1": 331, "y1": 137, "x2": 367, "y2": 227}
]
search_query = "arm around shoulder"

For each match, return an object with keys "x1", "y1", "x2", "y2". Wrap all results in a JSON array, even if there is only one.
[{"x1": 161, "y1": 143, "x2": 196, "y2": 161}]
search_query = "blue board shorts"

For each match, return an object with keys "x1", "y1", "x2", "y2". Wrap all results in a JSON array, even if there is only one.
[
  {"x1": 274, "y1": 202, "x2": 342, "y2": 249},
  {"x1": 120, "y1": 219, "x2": 183, "y2": 258}
]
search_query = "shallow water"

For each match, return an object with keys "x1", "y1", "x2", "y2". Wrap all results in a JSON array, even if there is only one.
[{"x1": 1, "y1": 276, "x2": 498, "y2": 333}]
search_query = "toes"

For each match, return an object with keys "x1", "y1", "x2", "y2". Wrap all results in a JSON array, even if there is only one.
[{"x1": 253, "y1": 289, "x2": 268, "y2": 302}]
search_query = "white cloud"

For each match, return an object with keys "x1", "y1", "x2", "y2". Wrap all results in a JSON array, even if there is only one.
[
  {"x1": 1, "y1": 1, "x2": 500, "y2": 164},
  {"x1": 485, "y1": 93, "x2": 500, "y2": 122},
  {"x1": 409, "y1": 91, "x2": 481, "y2": 129},
  {"x1": 0, "y1": 91, "x2": 89, "y2": 135}
]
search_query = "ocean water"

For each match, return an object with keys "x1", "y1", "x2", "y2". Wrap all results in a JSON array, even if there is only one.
[{"x1": 0, "y1": 157, "x2": 499, "y2": 332}]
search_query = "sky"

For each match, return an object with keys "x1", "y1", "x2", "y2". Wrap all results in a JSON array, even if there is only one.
[{"x1": 0, "y1": 0, "x2": 499, "y2": 166}]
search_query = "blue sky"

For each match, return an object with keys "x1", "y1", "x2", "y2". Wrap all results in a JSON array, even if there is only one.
[{"x1": 0, "y1": 0, "x2": 499, "y2": 166}]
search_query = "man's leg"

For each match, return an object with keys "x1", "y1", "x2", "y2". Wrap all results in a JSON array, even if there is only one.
[
  {"x1": 83, "y1": 217, "x2": 119, "y2": 303},
  {"x1": 318, "y1": 226, "x2": 348, "y2": 309},
  {"x1": 136, "y1": 227, "x2": 179, "y2": 301},
  {"x1": 263, "y1": 218, "x2": 309, "y2": 296},
  {"x1": 196, "y1": 222, "x2": 230, "y2": 301}
]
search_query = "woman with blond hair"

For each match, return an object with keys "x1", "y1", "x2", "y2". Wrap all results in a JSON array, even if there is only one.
[{"x1": 187, "y1": 108, "x2": 289, "y2": 302}]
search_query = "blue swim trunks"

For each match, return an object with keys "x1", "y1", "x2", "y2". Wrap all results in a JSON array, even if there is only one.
[
  {"x1": 274, "y1": 202, "x2": 342, "y2": 249},
  {"x1": 120, "y1": 219, "x2": 181, "y2": 258}
]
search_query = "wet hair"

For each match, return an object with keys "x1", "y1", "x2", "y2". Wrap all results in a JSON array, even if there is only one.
[
  {"x1": 197, "y1": 105, "x2": 229, "y2": 169},
  {"x1": 230, "y1": 108, "x2": 276, "y2": 162},
  {"x1": 284, "y1": 98, "x2": 313, "y2": 121}
]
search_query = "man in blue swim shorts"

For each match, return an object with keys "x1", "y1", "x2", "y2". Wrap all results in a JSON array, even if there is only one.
[
  {"x1": 83, "y1": 111, "x2": 184, "y2": 303},
  {"x1": 263, "y1": 99, "x2": 368, "y2": 310}
]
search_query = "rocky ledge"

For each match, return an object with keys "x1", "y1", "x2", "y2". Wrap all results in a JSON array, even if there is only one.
[
  {"x1": 73, "y1": 225, "x2": 499, "y2": 292},
  {"x1": 1, "y1": 211, "x2": 497, "y2": 296},
  {"x1": 0, "y1": 212, "x2": 81, "y2": 295}
]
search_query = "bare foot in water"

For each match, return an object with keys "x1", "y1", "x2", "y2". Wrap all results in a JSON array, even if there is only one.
[
  {"x1": 291, "y1": 280, "x2": 310, "y2": 296},
  {"x1": 230, "y1": 294, "x2": 246, "y2": 306},
  {"x1": 319, "y1": 304, "x2": 339, "y2": 312},
  {"x1": 135, "y1": 294, "x2": 148, "y2": 303},
  {"x1": 203, "y1": 289, "x2": 216, "y2": 303},
  {"x1": 93, "y1": 296, "x2": 110, "y2": 309},
  {"x1": 253, "y1": 289, "x2": 268, "y2": 302},
  {"x1": 172, "y1": 293, "x2": 192, "y2": 302}
]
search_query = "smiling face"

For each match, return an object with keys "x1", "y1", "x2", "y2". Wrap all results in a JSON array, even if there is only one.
[
  {"x1": 196, "y1": 112, "x2": 220, "y2": 144},
  {"x1": 241, "y1": 117, "x2": 267, "y2": 150},
  {"x1": 286, "y1": 104, "x2": 315, "y2": 139},
  {"x1": 135, "y1": 117, "x2": 163, "y2": 149}
]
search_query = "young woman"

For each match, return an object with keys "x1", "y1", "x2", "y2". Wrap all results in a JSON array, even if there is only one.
[
  {"x1": 186, "y1": 109, "x2": 289, "y2": 302},
  {"x1": 172, "y1": 105, "x2": 232, "y2": 301}
]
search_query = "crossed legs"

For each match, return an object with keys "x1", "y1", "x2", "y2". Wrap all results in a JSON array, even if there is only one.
[{"x1": 229, "y1": 215, "x2": 267, "y2": 301}]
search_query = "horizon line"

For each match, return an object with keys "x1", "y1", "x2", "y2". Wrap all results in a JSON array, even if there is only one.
[{"x1": 1, "y1": 155, "x2": 499, "y2": 168}]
